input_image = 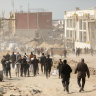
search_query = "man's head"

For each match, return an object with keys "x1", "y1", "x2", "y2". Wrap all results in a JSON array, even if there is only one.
[
  {"x1": 17, "y1": 52, "x2": 19, "y2": 54},
  {"x1": 34, "y1": 55, "x2": 36, "y2": 59},
  {"x1": 3, "y1": 55, "x2": 5, "y2": 58},
  {"x1": 12, "y1": 52, "x2": 14, "y2": 54},
  {"x1": 81, "y1": 58, "x2": 84, "y2": 63},
  {"x1": 47, "y1": 54, "x2": 50, "y2": 58},
  {"x1": 63, "y1": 60, "x2": 67, "y2": 64},
  {"x1": 42, "y1": 53, "x2": 44, "y2": 56},
  {"x1": 24, "y1": 56, "x2": 26, "y2": 59},
  {"x1": 59, "y1": 59, "x2": 62, "y2": 61},
  {"x1": 31, "y1": 52, "x2": 33, "y2": 55}
]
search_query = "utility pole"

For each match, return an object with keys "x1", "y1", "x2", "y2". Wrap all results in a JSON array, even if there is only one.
[
  {"x1": 29, "y1": 8, "x2": 40, "y2": 29},
  {"x1": 12, "y1": 0, "x2": 15, "y2": 12},
  {"x1": 2, "y1": 10, "x2": 5, "y2": 42},
  {"x1": 11, "y1": 0, "x2": 15, "y2": 37},
  {"x1": 27, "y1": 0, "x2": 30, "y2": 33}
]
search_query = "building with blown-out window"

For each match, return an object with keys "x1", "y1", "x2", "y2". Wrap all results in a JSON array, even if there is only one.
[{"x1": 64, "y1": 8, "x2": 96, "y2": 50}]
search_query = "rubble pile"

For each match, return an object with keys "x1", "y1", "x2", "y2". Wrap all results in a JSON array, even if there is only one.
[{"x1": 0, "y1": 83, "x2": 42, "y2": 96}]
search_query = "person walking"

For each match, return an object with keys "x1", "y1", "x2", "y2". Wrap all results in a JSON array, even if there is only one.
[
  {"x1": 1, "y1": 56, "x2": 6, "y2": 75},
  {"x1": 75, "y1": 58, "x2": 90, "y2": 92},
  {"x1": 40, "y1": 53, "x2": 46, "y2": 74},
  {"x1": 26, "y1": 55, "x2": 30, "y2": 77},
  {"x1": 64, "y1": 49, "x2": 67, "y2": 58},
  {"x1": 31, "y1": 55, "x2": 39, "y2": 76},
  {"x1": 5, "y1": 60, "x2": 11, "y2": 78},
  {"x1": 16, "y1": 52, "x2": 21, "y2": 63},
  {"x1": 20, "y1": 56, "x2": 27, "y2": 77},
  {"x1": 45, "y1": 55, "x2": 53, "y2": 78},
  {"x1": 15, "y1": 55, "x2": 22, "y2": 77},
  {"x1": 29, "y1": 52, "x2": 34, "y2": 74},
  {"x1": 90, "y1": 48, "x2": 93, "y2": 56},
  {"x1": 5, "y1": 52, "x2": 10, "y2": 61},
  {"x1": 57, "y1": 59, "x2": 63, "y2": 78},
  {"x1": 10, "y1": 52, "x2": 16, "y2": 69},
  {"x1": 61, "y1": 60, "x2": 72, "y2": 93}
]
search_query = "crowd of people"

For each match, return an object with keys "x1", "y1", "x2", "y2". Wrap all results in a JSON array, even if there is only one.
[
  {"x1": 76, "y1": 48, "x2": 94, "y2": 56},
  {"x1": 1, "y1": 51, "x2": 90, "y2": 94},
  {"x1": 63, "y1": 48, "x2": 95, "y2": 58},
  {"x1": 1, "y1": 52, "x2": 53, "y2": 78}
]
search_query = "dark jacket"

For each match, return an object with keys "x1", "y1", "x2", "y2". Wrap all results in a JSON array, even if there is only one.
[
  {"x1": 16, "y1": 54, "x2": 21, "y2": 62},
  {"x1": 61, "y1": 63, "x2": 72, "y2": 78},
  {"x1": 21, "y1": 58, "x2": 27, "y2": 69},
  {"x1": 45, "y1": 58, "x2": 53, "y2": 69},
  {"x1": 5, "y1": 61, "x2": 11, "y2": 70},
  {"x1": 31, "y1": 58, "x2": 39, "y2": 68},
  {"x1": 1, "y1": 57, "x2": 6, "y2": 68},
  {"x1": 40, "y1": 56, "x2": 46, "y2": 64},
  {"x1": 57, "y1": 61, "x2": 63, "y2": 71},
  {"x1": 5, "y1": 54, "x2": 10, "y2": 61},
  {"x1": 11, "y1": 54, "x2": 16, "y2": 62},
  {"x1": 75, "y1": 62, "x2": 90, "y2": 78}
]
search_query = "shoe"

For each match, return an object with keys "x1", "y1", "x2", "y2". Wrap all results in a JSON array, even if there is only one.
[
  {"x1": 67, "y1": 91, "x2": 69, "y2": 94},
  {"x1": 66, "y1": 89, "x2": 69, "y2": 94},
  {"x1": 79, "y1": 88, "x2": 84, "y2": 92},
  {"x1": 79, "y1": 88, "x2": 82, "y2": 92},
  {"x1": 82, "y1": 88, "x2": 84, "y2": 91}
]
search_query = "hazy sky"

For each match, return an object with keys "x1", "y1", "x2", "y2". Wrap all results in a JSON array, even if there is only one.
[{"x1": 0, "y1": 0, "x2": 96, "y2": 19}]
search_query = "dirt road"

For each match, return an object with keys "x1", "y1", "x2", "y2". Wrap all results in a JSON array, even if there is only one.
[
  {"x1": 0, "y1": 71, "x2": 96, "y2": 96},
  {"x1": 0, "y1": 53, "x2": 96, "y2": 96}
]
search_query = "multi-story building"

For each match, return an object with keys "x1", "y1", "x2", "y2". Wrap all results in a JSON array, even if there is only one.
[
  {"x1": 64, "y1": 8, "x2": 96, "y2": 49},
  {"x1": 9, "y1": 12, "x2": 52, "y2": 41},
  {"x1": 15, "y1": 12, "x2": 52, "y2": 30}
]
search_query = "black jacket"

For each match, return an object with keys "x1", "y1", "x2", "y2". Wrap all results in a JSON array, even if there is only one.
[
  {"x1": 11, "y1": 54, "x2": 16, "y2": 62},
  {"x1": 40, "y1": 56, "x2": 46, "y2": 64},
  {"x1": 5, "y1": 61, "x2": 11, "y2": 69},
  {"x1": 57, "y1": 61, "x2": 63, "y2": 71},
  {"x1": 45, "y1": 58, "x2": 53, "y2": 69},
  {"x1": 31, "y1": 58, "x2": 39, "y2": 68},
  {"x1": 61, "y1": 63, "x2": 72, "y2": 78}
]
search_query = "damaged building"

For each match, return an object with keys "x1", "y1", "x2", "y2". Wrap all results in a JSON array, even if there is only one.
[
  {"x1": 10, "y1": 11, "x2": 52, "y2": 43},
  {"x1": 64, "y1": 8, "x2": 96, "y2": 50}
]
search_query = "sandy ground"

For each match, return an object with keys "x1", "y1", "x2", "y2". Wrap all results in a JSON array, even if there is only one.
[
  {"x1": 0, "y1": 72, "x2": 96, "y2": 96},
  {"x1": 0, "y1": 53, "x2": 96, "y2": 96},
  {"x1": 68, "y1": 53, "x2": 96, "y2": 68}
]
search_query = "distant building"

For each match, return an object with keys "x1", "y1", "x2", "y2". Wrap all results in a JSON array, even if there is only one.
[
  {"x1": 15, "y1": 12, "x2": 52, "y2": 29},
  {"x1": 52, "y1": 19, "x2": 64, "y2": 29},
  {"x1": 64, "y1": 8, "x2": 96, "y2": 49},
  {"x1": 0, "y1": 17, "x2": 12, "y2": 36},
  {"x1": 9, "y1": 12, "x2": 52, "y2": 40}
]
